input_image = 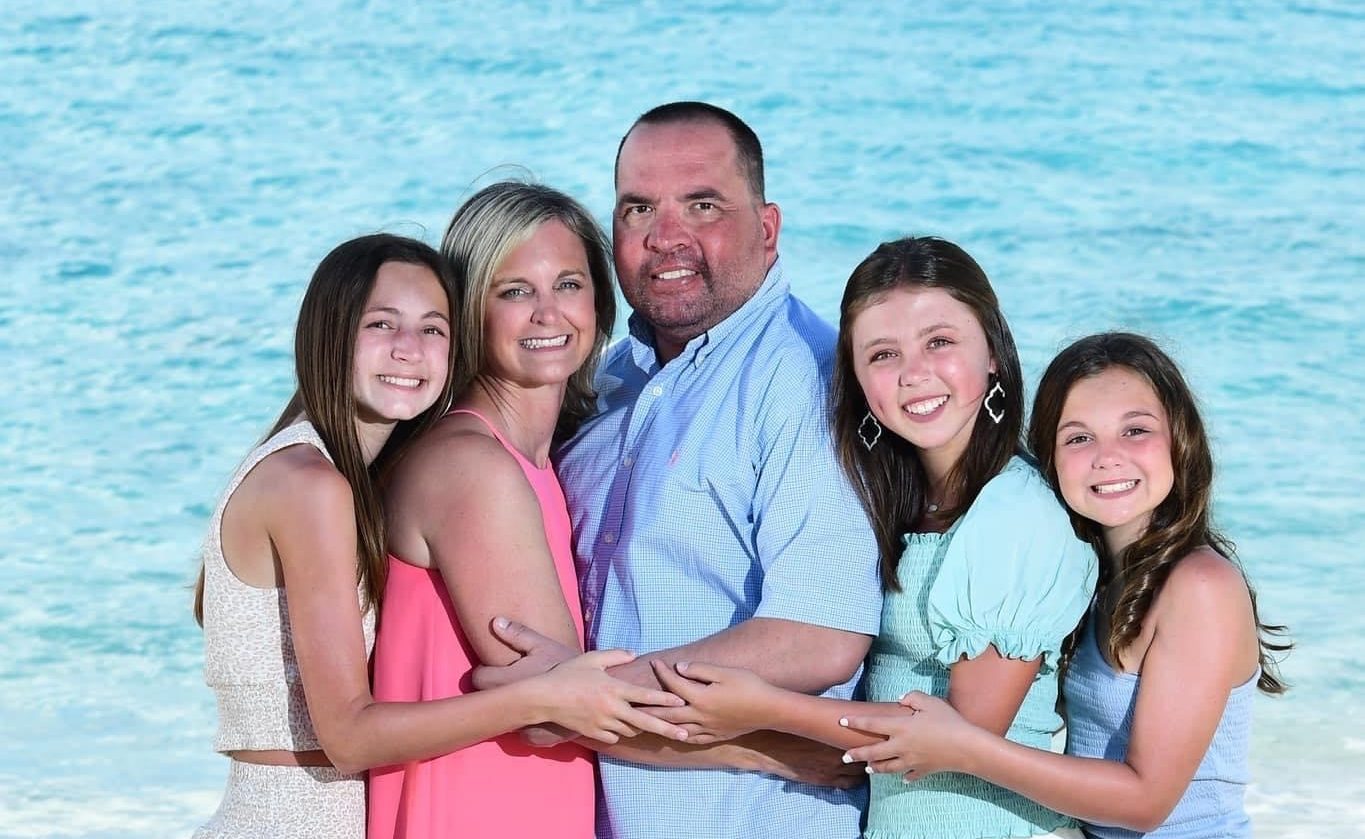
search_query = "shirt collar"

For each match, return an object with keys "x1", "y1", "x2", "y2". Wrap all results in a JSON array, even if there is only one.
[{"x1": 626, "y1": 256, "x2": 788, "y2": 371}]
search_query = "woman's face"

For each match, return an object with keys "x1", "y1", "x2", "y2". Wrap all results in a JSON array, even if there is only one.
[
  {"x1": 1052, "y1": 366, "x2": 1175, "y2": 553},
  {"x1": 351, "y1": 260, "x2": 451, "y2": 426},
  {"x1": 481, "y1": 219, "x2": 597, "y2": 389},
  {"x1": 849, "y1": 286, "x2": 995, "y2": 480}
]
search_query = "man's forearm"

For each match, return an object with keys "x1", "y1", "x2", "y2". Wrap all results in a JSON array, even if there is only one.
[
  {"x1": 609, "y1": 617, "x2": 872, "y2": 693},
  {"x1": 587, "y1": 731, "x2": 863, "y2": 788}
]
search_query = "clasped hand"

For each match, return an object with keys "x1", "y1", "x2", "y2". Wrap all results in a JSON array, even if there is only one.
[
  {"x1": 643, "y1": 660, "x2": 777, "y2": 744},
  {"x1": 839, "y1": 690, "x2": 971, "y2": 779}
]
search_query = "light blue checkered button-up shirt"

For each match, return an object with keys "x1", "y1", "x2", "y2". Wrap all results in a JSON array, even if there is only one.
[{"x1": 555, "y1": 259, "x2": 883, "y2": 839}]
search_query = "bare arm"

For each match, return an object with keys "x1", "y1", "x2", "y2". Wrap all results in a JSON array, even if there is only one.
[
  {"x1": 843, "y1": 551, "x2": 1259, "y2": 832},
  {"x1": 393, "y1": 430, "x2": 582, "y2": 663},
  {"x1": 646, "y1": 639, "x2": 1036, "y2": 755},
  {"x1": 265, "y1": 455, "x2": 686, "y2": 775},
  {"x1": 607, "y1": 616, "x2": 872, "y2": 693}
]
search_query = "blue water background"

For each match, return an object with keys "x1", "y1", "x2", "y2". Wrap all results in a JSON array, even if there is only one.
[{"x1": 2, "y1": 1, "x2": 1361, "y2": 835}]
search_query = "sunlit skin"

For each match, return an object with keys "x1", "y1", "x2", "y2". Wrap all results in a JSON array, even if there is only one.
[
  {"x1": 613, "y1": 119, "x2": 779, "y2": 363},
  {"x1": 350, "y1": 261, "x2": 452, "y2": 461},
  {"x1": 850, "y1": 286, "x2": 996, "y2": 488},
  {"x1": 481, "y1": 219, "x2": 597, "y2": 398},
  {"x1": 1053, "y1": 368, "x2": 1176, "y2": 556}
]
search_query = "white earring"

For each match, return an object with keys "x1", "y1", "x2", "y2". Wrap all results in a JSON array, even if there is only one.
[
  {"x1": 983, "y1": 380, "x2": 1005, "y2": 425},
  {"x1": 858, "y1": 411, "x2": 882, "y2": 450}
]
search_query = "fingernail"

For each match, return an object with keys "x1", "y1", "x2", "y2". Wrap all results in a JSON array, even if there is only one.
[
  {"x1": 841, "y1": 753, "x2": 853, "y2": 764},
  {"x1": 838, "y1": 717, "x2": 849, "y2": 727},
  {"x1": 676, "y1": 730, "x2": 688, "y2": 740},
  {"x1": 493, "y1": 617, "x2": 509, "y2": 630},
  {"x1": 902, "y1": 776, "x2": 913, "y2": 784},
  {"x1": 864, "y1": 765, "x2": 874, "y2": 775},
  {"x1": 676, "y1": 661, "x2": 689, "y2": 673}
]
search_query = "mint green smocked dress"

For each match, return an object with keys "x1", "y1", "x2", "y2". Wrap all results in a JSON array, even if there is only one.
[{"x1": 864, "y1": 457, "x2": 1098, "y2": 839}]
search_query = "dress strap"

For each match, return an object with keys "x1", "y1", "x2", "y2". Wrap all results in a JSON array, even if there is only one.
[{"x1": 446, "y1": 408, "x2": 543, "y2": 471}]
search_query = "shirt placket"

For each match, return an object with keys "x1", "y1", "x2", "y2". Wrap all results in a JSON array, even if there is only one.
[{"x1": 583, "y1": 365, "x2": 676, "y2": 644}]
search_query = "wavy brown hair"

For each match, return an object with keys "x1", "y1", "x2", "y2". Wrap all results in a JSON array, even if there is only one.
[
  {"x1": 1028, "y1": 332, "x2": 1289, "y2": 694},
  {"x1": 440, "y1": 181, "x2": 616, "y2": 442},
  {"x1": 194, "y1": 234, "x2": 458, "y2": 625},
  {"x1": 832, "y1": 236, "x2": 1024, "y2": 590}
]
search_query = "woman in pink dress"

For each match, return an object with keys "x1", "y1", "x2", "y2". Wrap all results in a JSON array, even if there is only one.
[{"x1": 369, "y1": 182, "x2": 635, "y2": 838}]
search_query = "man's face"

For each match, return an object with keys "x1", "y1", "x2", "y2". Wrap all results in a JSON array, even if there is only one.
[{"x1": 613, "y1": 120, "x2": 780, "y2": 356}]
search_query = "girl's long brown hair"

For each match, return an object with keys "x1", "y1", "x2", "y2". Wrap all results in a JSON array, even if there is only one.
[
  {"x1": 194, "y1": 234, "x2": 458, "y2": 625},
  {"x1": 831, "y1": 237, "x2": 1024, "y2": 590},
  {"x1": 1028, "y1": 332, "x2": 1289, "y2": 694}
]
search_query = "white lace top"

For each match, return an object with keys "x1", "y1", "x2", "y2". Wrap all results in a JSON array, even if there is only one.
[{"x1": 201, "y1": 421, "x2": 376, "y2": 753}]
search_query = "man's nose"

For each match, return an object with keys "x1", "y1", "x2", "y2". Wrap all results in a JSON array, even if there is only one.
[{"x1": 644, "y1": 207, "x2": 687, "y2": 253}]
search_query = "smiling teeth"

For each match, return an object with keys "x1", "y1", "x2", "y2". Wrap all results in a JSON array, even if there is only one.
[
  {"x1": 1094, "y1": 480, "x2": 1137, "y2": 494},
  {"x1": 379, "y1": 375, "x2": 421, "y2": 388},
  {"x1": 906, "y1": 396, "x2": 948, "y2": 415},
  {"x1": 520, "y1": 335, "x2": 569, "y2": 349},
  {"x1": 656, "y1": 269, "x2": 696, "y2": 280}
]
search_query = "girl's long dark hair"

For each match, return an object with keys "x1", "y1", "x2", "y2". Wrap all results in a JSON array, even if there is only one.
[
  {"x1": 831, "y1": 237, "x2": 1024, "y2": 590},
  {"x1": 194, "y1": 234, "x2": 458, "y2": 625},
  {"x1": 1028, "y1": 332, "x2": 1289, "y2": 694}
]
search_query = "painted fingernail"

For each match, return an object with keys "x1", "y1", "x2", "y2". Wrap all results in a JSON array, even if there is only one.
[
  {"x1": 864, "y1": 765, "x2": 875, "y2": 775},
  {"x1": 493, "y1": 617, "x2": 509, "y2": 630},
  {"x1": 902, "y1": 776, "x2": 913, "y2": 784},
  {"x1": 676, "y1": 730, "x2": 688, "y2": 740},
  {"x1": 838, "y1": 717, "x2": 849, "y2": 727},
  {"x1": 676, "y1": 661, "x2": 689, "y2": 673},
  {"x1": 841, "y1": 753, "x2": 853, "y2": 764}
]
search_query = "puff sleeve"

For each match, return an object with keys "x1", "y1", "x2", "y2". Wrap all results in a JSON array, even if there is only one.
[{"x1": 926, "y1": 458, "x2": 1098, "y2": 673}]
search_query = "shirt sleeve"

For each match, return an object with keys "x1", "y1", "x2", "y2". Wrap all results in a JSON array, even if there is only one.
[
  {"x1": 749, "y1": 347, "x2": 883, "y2": 636},
  {"x1": 926, "y1": 461, "x2": 1098, "y2": 673}
]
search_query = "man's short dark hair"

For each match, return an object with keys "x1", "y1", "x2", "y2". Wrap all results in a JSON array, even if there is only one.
[{"x1": 615, "y1": 101, "x2": 766, "y2": 201}]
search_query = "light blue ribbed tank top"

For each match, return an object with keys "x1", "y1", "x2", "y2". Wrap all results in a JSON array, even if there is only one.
[{"x1": 1064, "y1": 617, "x2": 1257, "y2": 838}]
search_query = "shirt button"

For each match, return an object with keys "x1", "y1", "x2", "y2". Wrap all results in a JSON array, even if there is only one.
[
  {"x1": 651, "y1": 385, "x2": 663, "y2": 397},
  {"x1": 602, "y1": 532, "x2": 616, "y2": 544},
  {"x1": 622, "y1": 455, "x2": 633, "y2": 467},
  {"x1": 584, "y1": 606, "x2": 594, "y2": 624}
]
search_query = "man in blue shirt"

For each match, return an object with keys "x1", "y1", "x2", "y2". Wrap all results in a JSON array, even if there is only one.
[{"x1": 554, "y1": 102, "x2": 884, "y2": 838}]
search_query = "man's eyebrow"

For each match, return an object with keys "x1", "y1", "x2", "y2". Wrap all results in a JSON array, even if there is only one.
[
  {"x1": 616, "y1": 191, "x2": 651, "y2": 207},
  {"x1": 682, "y1": 188, "x2": 726, "y2": 202}
]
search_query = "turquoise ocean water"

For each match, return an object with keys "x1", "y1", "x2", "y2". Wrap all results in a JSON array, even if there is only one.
[{"x1": 2, "y1": 1, "x2": 1361, "y2": 835}]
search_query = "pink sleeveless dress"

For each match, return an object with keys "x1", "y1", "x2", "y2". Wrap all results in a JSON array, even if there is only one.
[{"x1": 367, "y1": 409, "x2": 594, "y2": 839}]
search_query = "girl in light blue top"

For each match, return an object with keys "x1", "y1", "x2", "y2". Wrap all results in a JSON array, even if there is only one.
[
  {"x1": 651, "y1": 237, "x2": 1097, "y2": 839},
  {"x1": 843, "y1": 333, "x2": 1290, "y2": 838}
]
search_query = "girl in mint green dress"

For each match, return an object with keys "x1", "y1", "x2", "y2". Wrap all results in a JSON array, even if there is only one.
[{"x1": 652, "y1": 237, "x2": 1097, "y2": 839}]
